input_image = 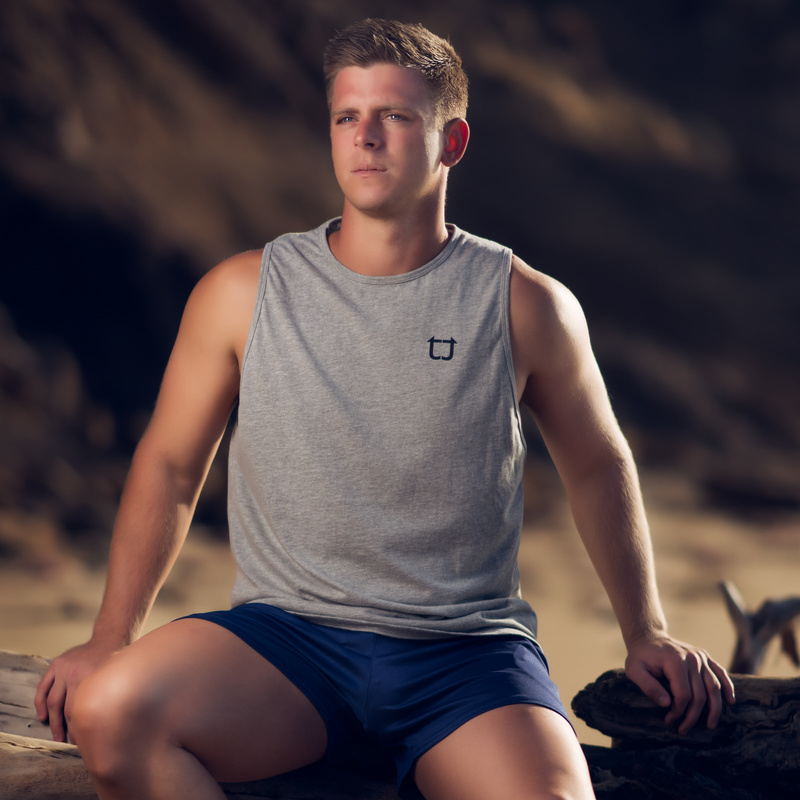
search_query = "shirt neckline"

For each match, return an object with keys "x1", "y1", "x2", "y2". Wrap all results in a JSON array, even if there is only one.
[{"x1": 320, "y1": 218, "x2": 462, "y2": 285}]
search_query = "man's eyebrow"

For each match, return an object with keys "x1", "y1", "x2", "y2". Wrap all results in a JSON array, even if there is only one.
[{"x1": 330, "y1": 104, "x2": 419, "y2": 117}]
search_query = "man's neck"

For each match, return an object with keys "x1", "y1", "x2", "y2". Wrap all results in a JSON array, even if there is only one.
[{"x1": 328, "y1": 205, "x2": 451, "y2": 277}]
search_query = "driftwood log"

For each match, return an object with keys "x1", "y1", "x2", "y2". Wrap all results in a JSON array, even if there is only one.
[
  {"x1": 3, "y1": 650, "x2": 800, "y2": 799},
  {"x1": 720, "y1": 580, "x2": 800, "y2": 674},
  {"x1": 573, "y1": 669, "x2": 800, "y2": 800}
]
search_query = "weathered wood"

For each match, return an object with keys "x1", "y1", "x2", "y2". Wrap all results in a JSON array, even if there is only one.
[
  {"x1": 581, "y1": 743, "x2": 758, "y2": 800},
  {"x1": 573, "y1": 669, "x2": 800, "y2": 800},
  {"x1": 0, "y1": 731, "x2": 97, "y2": 800},
  {"x1": 0, "y1": 650, "x2": 52, "y2": 738},
  {"x1": 720, "y1": 580, "x2": 800, "y2": 674}
]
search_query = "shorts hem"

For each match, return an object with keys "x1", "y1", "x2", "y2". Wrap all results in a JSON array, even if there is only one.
[{"x1": 397, "y1": 699, "x2": 575, "y2": 797}]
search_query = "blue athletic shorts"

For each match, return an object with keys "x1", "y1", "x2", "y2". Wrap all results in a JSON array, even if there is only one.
[{"x1": 185, "y1": 602, "x2": 571, "y2": 798}]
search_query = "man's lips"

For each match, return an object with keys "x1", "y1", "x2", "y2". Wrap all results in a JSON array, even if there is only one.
[{"x1": 352, "y1": 165, "x2": 387, "y2": 174}]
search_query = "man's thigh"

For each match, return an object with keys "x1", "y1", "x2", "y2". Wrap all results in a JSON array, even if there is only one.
[
  {"x1": 414, "y1": 704, "x2": 595, "y2": 800},
  {"x1": 78, "y1": 617, "x2": 328, "y2": 783}
]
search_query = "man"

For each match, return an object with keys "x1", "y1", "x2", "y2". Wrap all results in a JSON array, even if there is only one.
[{"x1": 35, "y1": 18, "x2": 734, "y2": 800}]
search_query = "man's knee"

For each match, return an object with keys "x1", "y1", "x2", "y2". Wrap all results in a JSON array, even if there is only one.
[{"x1": 70, "y1": 662, "x2": 161, "y2": 779}]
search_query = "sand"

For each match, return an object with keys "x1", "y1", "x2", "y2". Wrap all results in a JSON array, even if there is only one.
[{"x1": 1, "y1": 471, "x2": 798, "y2": 748}]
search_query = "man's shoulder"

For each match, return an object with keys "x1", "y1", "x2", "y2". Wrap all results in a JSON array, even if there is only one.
[
  {"x1": 509, "y1": 255, "x2": 578, "y2": 317},
  {"x1": 210, "y1": 248, "x2": 263, "y2": 278},
  {"x1": 183, "y1": 250, "x2": 263, "y2": 345},
  {"x1": 199, "y1": 249, "x2": 262, "y2": 292},
  {"x1": 508, "y1": 254, "x2": 590, "y2": 382}
]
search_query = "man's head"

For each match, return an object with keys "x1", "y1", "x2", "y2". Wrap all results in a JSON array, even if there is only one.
[{"x1": 323, "y1": 18, "x2": 468, "y2": 129}]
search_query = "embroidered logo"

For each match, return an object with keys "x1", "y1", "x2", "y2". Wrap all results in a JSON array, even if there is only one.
[{"x1": 428, "y1": 336, "x2": 457, "y2": 361}]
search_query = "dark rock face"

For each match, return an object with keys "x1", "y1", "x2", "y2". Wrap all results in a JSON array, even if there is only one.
[{"x1": 1, "y1": 0, "x2": 799, "y2": 551}]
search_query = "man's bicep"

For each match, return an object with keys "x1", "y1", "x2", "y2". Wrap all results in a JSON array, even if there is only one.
[
  {"x1": 523, "y1": 308, "x2": 628, "y2": 489},
  {"x1": 146, "y1": 336, "x2": 238, "y2": 479}
]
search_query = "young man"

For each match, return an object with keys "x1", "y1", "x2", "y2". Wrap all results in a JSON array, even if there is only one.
[{"x1": 35, "y1": 18, "x2": 734, "y2": 800}]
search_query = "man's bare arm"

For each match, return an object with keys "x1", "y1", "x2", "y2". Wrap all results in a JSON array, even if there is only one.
[
  {"x1": 509, "y1": 256, "x2": 735, "y2": 734},
  {"x1": 34, "y1": 251, "x2": 261, "y2": 742}
]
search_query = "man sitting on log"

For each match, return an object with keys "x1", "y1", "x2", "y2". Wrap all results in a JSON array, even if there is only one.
[{"x1": 34, "y1": 18, "x2": 734, "y2": 800}]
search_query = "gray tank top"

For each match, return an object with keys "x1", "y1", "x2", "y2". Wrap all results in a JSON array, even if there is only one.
[{"x1": 228, "y1": 219, "x2": 537, "y2": 641}]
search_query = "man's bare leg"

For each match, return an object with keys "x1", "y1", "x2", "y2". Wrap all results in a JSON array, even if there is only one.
[
  {"x1": 70, "y1": 618, "x2": 327, "y2": 800},
  {"x1": 414, "y1": 704, "x2": 595, "y2": 800}
]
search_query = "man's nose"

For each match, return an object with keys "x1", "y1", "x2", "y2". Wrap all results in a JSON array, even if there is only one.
[{"x1": 354, "y1": 118, "x2": 381, "y2": 148}]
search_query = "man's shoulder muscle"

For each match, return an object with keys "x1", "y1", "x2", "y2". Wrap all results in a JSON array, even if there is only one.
[
  {"x1": 186, "y1": 249, "x2": 262, "y2": 362},
  {"x1": 509, "y1": 255, "x2": 589, "y2": 368},
  {"x1": 193, "y1": 249, "x2": 262, "y2": 319},
  {"x1": 508, "y1": 254, "x2": 604, "y2": 423}
]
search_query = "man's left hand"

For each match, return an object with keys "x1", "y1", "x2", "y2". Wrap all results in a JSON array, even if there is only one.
[{"x1": 624, "y1": 634, "x2": 736, "y2": 735}]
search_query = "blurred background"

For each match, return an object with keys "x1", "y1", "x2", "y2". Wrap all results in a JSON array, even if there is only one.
[{"x1": 1, "y1": 0, "x2": 799, "y2": 743}]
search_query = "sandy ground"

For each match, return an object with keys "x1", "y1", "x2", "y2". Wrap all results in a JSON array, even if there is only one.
[{"x1": 1, "y1": 471, "x2": 798, "y2": 748}]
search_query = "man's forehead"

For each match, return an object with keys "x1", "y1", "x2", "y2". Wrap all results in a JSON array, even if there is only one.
[{"x1": 330, "y1": 63, "x2": 435, "y2": 109}]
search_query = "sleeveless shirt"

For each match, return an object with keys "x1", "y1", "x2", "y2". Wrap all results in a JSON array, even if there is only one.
[{"x1": 228, "y1": 219, "x2": 538, "y2": 641}]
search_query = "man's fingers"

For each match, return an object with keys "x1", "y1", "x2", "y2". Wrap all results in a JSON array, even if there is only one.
[
  {"x1": 625, "y1": 661, "x2": 671, "y2": 709},
  {"x1": 64, "y1": 691, "x2": 78, "y2": 744},
  {"x1": 663, "y1": 650, "x2": 733, "y2": 734},
  {"x1": 31, "y1": 641, "x2": 118, "y2": 743},
  {"x1": 655, "y1": 649, "x2": 695, "y2": 729},
  {"x1": 671, "y1": 654, "x2": 707, "y2": 734},
  {"x1": 626, "y1": 638, "x2": 735, "y2": 736},
  {"x1": 702, "y1": 655, "x2": 735, "y2": 729},
  {"x1": 714, "y1": 658, "x2": 736, "y2": 705},
  {"x1": 34, "y1": 667, "x2": 55, "y2": 723},
  {"x1": 701, "y1": 664, "x2": 724, "y2": 729},
  {"x1": 45, "y1": 679, "x2": 68, "y2": 743}
]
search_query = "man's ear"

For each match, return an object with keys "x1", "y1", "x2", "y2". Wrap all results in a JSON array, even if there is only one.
[{"x1": 442, "y1": 118, "x2": 470, "y2": 167}]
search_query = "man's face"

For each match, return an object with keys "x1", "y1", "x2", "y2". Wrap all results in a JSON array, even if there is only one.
[{"x1": 329, "y1": 63, "x2": 447, "y2": 219}]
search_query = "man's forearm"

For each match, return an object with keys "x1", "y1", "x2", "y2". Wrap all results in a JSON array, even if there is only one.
[
  {"x1": 89, "y1": 445, "x2": 199, "y2": 649},
  {"x1": 565, "y1": 451, "x2": 668, "y2": 648}
]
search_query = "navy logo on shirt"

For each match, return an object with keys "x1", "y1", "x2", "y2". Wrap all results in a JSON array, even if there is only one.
[{"x1": 428, "y1": 337, "x2": 457, "y2": 361}]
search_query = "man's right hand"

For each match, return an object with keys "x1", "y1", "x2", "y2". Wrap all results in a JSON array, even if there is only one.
[{"x1": 34, "y1": 640, "x2": 119, "y2": 743}]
